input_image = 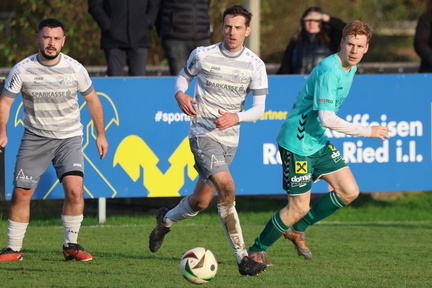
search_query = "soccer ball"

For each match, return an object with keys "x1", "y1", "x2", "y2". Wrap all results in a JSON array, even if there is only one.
[{"x1": 179, "y1": 247, "x2": 218, "y2": 284}]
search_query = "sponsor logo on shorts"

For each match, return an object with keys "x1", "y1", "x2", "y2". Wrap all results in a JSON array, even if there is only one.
[
  {"x1": 73, "y1": 163, "x2": 82, "y2": 167},
  {"x1": 295, "y1": 161, "x2": 308, "y2": 174},
  {"x1": 290, "y1": 173, "x2": 312, "y2": 188},
  {"x1": 328, "y1": 144, "x2": 343, "y2": 163},
  {"x1": 211, "y1": 154, "x2": 225, "y2": 169},
  {"x1": 15, "y1": 169, "x2": 36, "y2": 183},
  {"x1": 331, "y1": 150, "x2": 343, "y2": 163}
]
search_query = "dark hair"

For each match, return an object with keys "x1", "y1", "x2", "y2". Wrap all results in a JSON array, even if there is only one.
[
  {"x1": 294, "y1": 7, "x2": 330, "y2": 44},
  {"x1": 222, "y1": 5, "x2": 253, "y2": 26},
  {"x1": 38, "y1": 18, "x2": 65, "y2": 33}
]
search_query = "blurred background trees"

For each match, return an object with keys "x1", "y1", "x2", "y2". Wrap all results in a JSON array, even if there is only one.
[{"x1": 0, "y1": 0, "x2": 426, "y2": 68}]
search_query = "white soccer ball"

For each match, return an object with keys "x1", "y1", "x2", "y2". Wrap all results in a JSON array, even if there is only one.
[{"x1": 179, "y1": 247, "x2": 218, "y2": 284}]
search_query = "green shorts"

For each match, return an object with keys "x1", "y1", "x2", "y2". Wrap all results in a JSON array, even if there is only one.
[{"x1": 279, "y1": 141, "x2": 347, "y2": 195}]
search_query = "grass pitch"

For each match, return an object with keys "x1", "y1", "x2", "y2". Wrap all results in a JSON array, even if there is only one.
[{"x1": 0, "y1": 192, "x2": 431, "y2": 287}]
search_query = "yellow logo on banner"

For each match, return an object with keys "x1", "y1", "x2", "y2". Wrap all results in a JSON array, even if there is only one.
[
  {"x1": 13, "y1": 91, "x2": 198, "y2": 198},
  {"x1": 113, "y1": 135, "x2": 197, "y2": 197},
  {"x1": 295, "y1": 161, "x2": 308, "y2": 174}
]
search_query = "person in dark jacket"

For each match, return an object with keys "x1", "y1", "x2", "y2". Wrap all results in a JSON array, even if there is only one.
[
  {"x1": 414, "y1": 0, "x2": 432, "y2": 73},
  {"x1": 277, "y1": 7, "x2": 345, "y2": 75},
  {"x1": 156, "y1": 0, "x2": 212, "y2": 75},
  {"x1": 88, "y1": 0, "x2": 159, "y2": 76}
]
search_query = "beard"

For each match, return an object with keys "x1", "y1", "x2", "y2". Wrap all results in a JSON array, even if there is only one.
[{"x1": 40, "y1": 48, "x2": 60, "y2": 60}]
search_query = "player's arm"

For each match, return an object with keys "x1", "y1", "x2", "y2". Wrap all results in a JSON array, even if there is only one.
[
  {"x1": 214, "y1": 94, "x2": 266, "y2": 131},
  {"x1": 319, "y1": 110, "x2": 389, "y2": 140},
  {"x1": 174, "y1": 70, "x2": 197, "y2": 116},
  {"x1": 83, "y1": 89, "x2": 108, "y2": 159},
  {"x1": 0, "y1": 94, "x2": 15, "y2": 150}
]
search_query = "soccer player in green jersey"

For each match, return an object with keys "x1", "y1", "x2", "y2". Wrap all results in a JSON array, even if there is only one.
[{"x1": 247, "y1": 20, "x2": 390, "y2": 265}]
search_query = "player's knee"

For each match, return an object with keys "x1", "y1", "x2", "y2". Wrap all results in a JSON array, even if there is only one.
[
  {"x1": 282, "y1": 203, "x2": 309, "y2": 223},
  {"x1": 195, "y1": 200, "x2": 210, "y2": 211},
  {"x1": 337, "y1": 185, "x2": 359, "y2": 204},
  {"x1": 65, "y1": 189, "x2": 84, "y2": 203}
]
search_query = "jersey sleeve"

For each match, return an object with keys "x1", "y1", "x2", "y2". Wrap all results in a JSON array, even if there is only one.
[
  {"x1": 76, "y1": 65, "x2": 93, "y2": 95},
  {"x1": 183, "y1": 48, "x2": 201, "y2": 78},
  {"x1": 2, "y1": 64, "x2": 23, "y2": 98},
  {"x1": 313, "y1": 71, "x2": 338, "y2": 112},
  {"x1": 250, "y1": 59, "x2": 269, "y2": 96}
]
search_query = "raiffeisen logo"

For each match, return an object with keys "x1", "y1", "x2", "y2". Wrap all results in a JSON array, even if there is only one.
[{"x1": 262, "y1": 113, "x2": 424, "y2": 165}]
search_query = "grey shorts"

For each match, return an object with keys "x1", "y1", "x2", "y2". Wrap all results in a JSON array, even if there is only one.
[
  {"x1": 189, "y1": 136, "x2": 237, "y2": 188},
  {"x1": 13, "y1": 129, "x2": 84, "y2": 189}
]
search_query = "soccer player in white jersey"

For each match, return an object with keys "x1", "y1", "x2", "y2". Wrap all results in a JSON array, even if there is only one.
[
  {"x1": 149, "y1": 5, "x2": 268, "y2": 276},
  {"x1": 247, "y1": 20, "x2": 390, "y2": 265},
  {"x1": 0, "y1": 18, "x2": 108, "y2": 262}
]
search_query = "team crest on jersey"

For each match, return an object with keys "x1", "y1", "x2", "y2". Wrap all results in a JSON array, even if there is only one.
[
  {"x1": 295, "y1": 161, "x2": 308, "y2": 174},
  {"x1": 232, "y1": 70, "x2": 250, "y2": 83},
  {"x1": 57, "y1": 76, "x2": 72, "y2": 86}
]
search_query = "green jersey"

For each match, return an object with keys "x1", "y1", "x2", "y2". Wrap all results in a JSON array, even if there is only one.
[{"x1": 277, "y1": 53, "x2": 357, "y2": 156}]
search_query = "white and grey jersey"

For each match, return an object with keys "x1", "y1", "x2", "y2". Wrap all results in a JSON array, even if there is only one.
[
  {"x1": 2, "y1": 53, "x2": 93, "y2": 139},
  {"x1": 184, "y1": 43, "x2": 268, "y2": 147}
]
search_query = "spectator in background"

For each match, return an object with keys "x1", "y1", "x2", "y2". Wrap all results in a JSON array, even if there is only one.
[
  {"x1": 277, "y1": 7, "x2": 345, "y2": 74},
  {"x1": 88, "y1": 0, "x2": 159, "y2": 76},
  {"x1": 156, "y1": 0, "x2": 212, "y2": 75},
  {"x1": 414, "y1": 0, "x2": 432, "y2": 73}
]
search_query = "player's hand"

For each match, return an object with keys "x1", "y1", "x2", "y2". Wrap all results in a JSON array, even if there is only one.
[
  {"x1": 96, "y1": 135, "x2": 108, "y2": 160},
  {"x1": 370, "y1": 126, "x2": 390, "y2": 141},
  {"x1": 175, "y1": 91, "x2": 197, "y2": 116},
  {"x1": 214, "y1": 110, "x2": 239, "y2": 131}
]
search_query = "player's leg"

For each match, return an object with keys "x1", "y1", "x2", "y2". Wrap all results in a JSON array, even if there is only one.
[
  {"x1": 292, "y1": 142, "x2": 357, "y2": 233},
  {"x1": 0, "y1": 131, "x2": 49, "y2": 261},
  {"x1": 249, "y1": 146, "x2": 313, "y2": 261},
  {"x1": 61, "y1": 175, "x2": 91, "y2": 261},
  {"x1": 149, "y1": 137, "x2": 218, "y2": 253},
  {"x1": 248, "y1": 193, "x2": 311, "y2": 260},
  {"x1": 164, "y1": 179, "x2": 216, "y2": 226},
  {"x1": 0, "y1": 187, "x2": 35, "y2": 261},
  {"x1": 211, "y1": 170, "x2": 267, "y2": 276},
  {"x1": 149, "y1": 179, "x2": 216, "y2": 253},
  {"x1": 55, "y1": 136, "x2": 91, "y2": 261}
]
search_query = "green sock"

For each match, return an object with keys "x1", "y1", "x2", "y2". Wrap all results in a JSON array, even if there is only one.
[
  {"x1": 293, "y1": 191, "x2": 346, "y2": 232},
  {"x1": 249, "y1": 211, "x2": 288, "y2": 252}
]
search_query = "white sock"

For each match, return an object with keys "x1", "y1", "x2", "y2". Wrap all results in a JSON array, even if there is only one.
[
  {"x1": 7, "y1": 220, "x2": 29, "y2": 252},
  {"x1": 217, "y1": 201, "x2": 247, "y2": 264},
  {"x1": 61, "y1": 214, "x2": 83, "y2": 247},
  {"x1": 164, "y1": 196, "x2": 198, "y2": 227}
]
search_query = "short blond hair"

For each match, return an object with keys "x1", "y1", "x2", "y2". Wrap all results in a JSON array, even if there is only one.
[{"x1": 342, "y1": 20, "x2": 373, "y2": 43}]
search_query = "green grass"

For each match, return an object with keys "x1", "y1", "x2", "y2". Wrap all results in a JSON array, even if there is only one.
[{"x1": 0, "y1": 192, "x2": 432, "y2": 287}]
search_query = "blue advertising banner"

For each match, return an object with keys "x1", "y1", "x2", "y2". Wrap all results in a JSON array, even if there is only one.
[{"x1": 3, "y1": 74, "x2": 432, "y2": 200}]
